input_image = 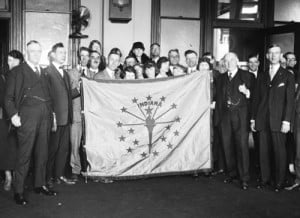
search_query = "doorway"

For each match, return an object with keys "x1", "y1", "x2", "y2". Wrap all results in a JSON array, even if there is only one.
[{"x1": 0, "y1": 19, "x2": 9, "y2": 73}]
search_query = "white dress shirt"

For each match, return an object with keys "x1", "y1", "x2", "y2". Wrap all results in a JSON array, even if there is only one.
[
  {"x1": 53, "y1": 62, "x2": 64, "y2": 77},
  {"x1": 106, "y1": 67, "x2": 115, "y2": 79},
  {"x1": 27, "y1": 61, "x2": 41, "y2": 75},
  {"x1": 269, "y1": 63, "x2": 280, "y2": 81}
]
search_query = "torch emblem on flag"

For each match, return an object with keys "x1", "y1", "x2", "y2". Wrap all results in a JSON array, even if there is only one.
[{"x1": 116, "y1": 95, "x2": 181, "y2": 157}]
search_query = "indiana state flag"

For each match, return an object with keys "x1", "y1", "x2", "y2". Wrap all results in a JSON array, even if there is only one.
[{"x1": 81, "y1": 72, "x2": 211, "y2": 179}]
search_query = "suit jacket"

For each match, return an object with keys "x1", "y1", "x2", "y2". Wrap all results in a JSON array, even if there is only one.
[
  {"x1": 67, "y1": 68, "x2": 82, "y2": 123},
  {"x1": 45, "y1": 64, "x2": 79, "y2": 126},
  {"x1": 4, "y1": 62, "x2": 52, "y2": 119},
  {"x1": 94, "y1": 68, "x2": 120, "y2": 80},
  {"x1": 0, "y1": 74, "x2": 6, "y2": 119},
  {"x1": 252, "y1": 66, "x2": 295, "y2": 131},
  {"x1": 214, "y1": 69, "x2": 254, "y2": 126}
]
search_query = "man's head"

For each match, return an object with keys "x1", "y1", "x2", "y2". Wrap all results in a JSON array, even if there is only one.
[
  {"x1": 107, "y1": 50, "x2": 121, "y2": 71},
  {"x1": 223, "y1": 52, "x2": 239, "y2": 72},
  {"x1": 89, "y1": 50, "x2": 101, "y2": 70},
  {"x1": 185, "y1": 50, "x2": 198, "y2": 68},
  {"x1": 266, "y1": 44, "x2": 281, "y2": 65},
  {"x1": 284, "y1": 52, "x2": 297, "y2": 68},
  {"x1": 51, "y1": 42, "x2": 66, "y2": 65},
  {"x1": 248, "y1": 54, "x2": 260, "y2": 72},
  {"x1": 168, "y1": 49, "x2": 180, "y2": 66},
  {"x1": 202, "y1": 52, "x2": 216, "y2": 65},
  {"x1": 26, "y1": 40, "x2": 42, "y2": 66},
  {"x1": 150, "y1": 43, "x2": 160, "y2": 58},
  {"x1": 78, "y1": 47, "x2": 90, "y2": 67}
]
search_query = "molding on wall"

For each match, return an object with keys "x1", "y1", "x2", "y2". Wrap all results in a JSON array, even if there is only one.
[
  {"x1": 10, "y1": 0, "x2": 23, "y2": 51},
  {"x1": 151, "y1": 0, "x2": 160, "y2": 44}
]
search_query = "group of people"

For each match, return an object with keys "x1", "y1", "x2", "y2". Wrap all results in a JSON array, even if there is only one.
[{"x1": 0, "y1": 38, "x2": 299, "y2": 206}]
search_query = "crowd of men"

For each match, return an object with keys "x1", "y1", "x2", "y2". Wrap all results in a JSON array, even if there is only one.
[{"x1": 0, "y1": 39, "x2": 299, "y2": 206}]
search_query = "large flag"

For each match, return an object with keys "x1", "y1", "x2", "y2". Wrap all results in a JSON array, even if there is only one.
[{"x1": 81, "y1": 72, "x2": 211, "y2": 179}]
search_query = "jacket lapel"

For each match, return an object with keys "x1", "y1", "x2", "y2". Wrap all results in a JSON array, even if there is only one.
[
  {"x1": 270, "y1": 66, "x2": 284, "y2": 87},
  {"x1": 50, "y1": 64, "x2": 67, "y2": 88}
]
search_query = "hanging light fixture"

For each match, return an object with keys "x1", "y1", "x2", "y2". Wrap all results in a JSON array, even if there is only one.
[{"x1": 112, "y1": 0, "x2": 131, "y2": 11}]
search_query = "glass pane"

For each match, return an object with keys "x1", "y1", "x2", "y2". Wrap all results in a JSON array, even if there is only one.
[
  {"x1": 161, "y1": 19, "x2": 200, "y2": 66},
  {"x1": 26, "y1": 0, "x2": 70, "y2": 12},
  {"x1": 274, "y1": 0, "x2": 300, "y2": 22},
  {"x1": 213, "y1": 28, "x2": 264, "y2": 61},
  {"x1": 270, "y1": 33, "x2": 295, "y2": 54},
  {"x1": 217, "y1": 0, "x2": 260, "y2": 21},
  {"x1": 0, "y1": 0, "x2": 8, "y2": 10},
  {"x1": 161, "y1": 0, "x2": 200, "y2": 18}
]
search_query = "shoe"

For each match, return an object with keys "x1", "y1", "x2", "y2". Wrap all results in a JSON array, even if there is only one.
[
  {"x1": 241, "y1": 182, "x2": 249, "y2": 190},
  {"x1": 285, "y1": 183, "x2": 300, "y2": 191},
  {"x1": 274, "y1": 184, "x2": 283, "y2": 192},
  {"x1": 14, "y1": 193, "x2": 28, "y2": 205},
  {"x1": 100, "y1": 178, "x2": 114, "y2": 184},
  {"x1": 211, "y1": 169, "x2": 224, "y2": 176},
  {"x1": 56, "y1": 176, "x2": 76, "y2": 185},
  {"x1": 71, "y1": 174, "x2": 79, "y2": 182},
  {"x1": 47, "y1": 178, "x2": 54, "y2": 189},
  {"x1": 224, "y1": 177, "x2": 233, "y2": 184},
  {"x1": 256, "y1": 182, "x2": 268, "y2": 189},
  {"x1": 34, "y1": 186, "x2": 57, "y2": 196},
  {"x1": 3, "y1": 179, "x2": 12, "y2": 191}
]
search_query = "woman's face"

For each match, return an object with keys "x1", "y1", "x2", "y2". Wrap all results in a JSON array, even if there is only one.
[
  {"x1": 199, "y1": 62, "x2": 210, "y2": 71},
  {"x1": 92, "y1": 43, "x2": 101, "y2": 54},
  {"x1": 7, "y1": 56, "x2": 21, "y2": 70},
  {"x1": 134, "y1": 66, "x2": 144, "y2": 79},
  {"x1": 160, "y1": 61, "x2": 170, "y2": 73},
  {"x1": 145, "y1": 67, "x2": 156, "y2": 79},
  {"x1": 133, "y1": 48, "x2": 143, "y2": 58},
  {"x1": 125, "y1": 71, "x2": 135, "y2": 80}
]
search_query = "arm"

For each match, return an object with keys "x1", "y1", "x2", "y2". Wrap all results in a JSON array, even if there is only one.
[
  {"x1": 283, "y1": 71, "x2": 295, "y2": 123},
  {"x1": 4, "y1": 70, "x2": 19, "y2": 118}
]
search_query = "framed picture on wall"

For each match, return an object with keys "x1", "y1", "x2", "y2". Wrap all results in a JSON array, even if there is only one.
[{"x1": 25, "y1": 12, "x2": 71, "y2": 67}]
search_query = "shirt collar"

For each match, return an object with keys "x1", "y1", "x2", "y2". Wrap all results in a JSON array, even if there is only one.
[
  {"x1": 27, "y1": 61, "x2": 40, "y2": 72},
  {"x1": 52, "y1": 62, "x2": 64, "y2": 76},
  {"x1": 228, "y1": 68, "x2": 238, "y2": 77},
  {"x1": 249, "y1": 70, "x2": 258, "y2": 78},
  {"x1": 270, "y1": 63, "x2": 280, "y2": 73},
  {"x1": 106, "y1": 67, "x2": 115, "y2": 79}
]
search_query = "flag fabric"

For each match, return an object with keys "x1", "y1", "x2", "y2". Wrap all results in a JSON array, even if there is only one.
[{"x1": 81, "y1": 72, "x2": 211, "y2": 179}]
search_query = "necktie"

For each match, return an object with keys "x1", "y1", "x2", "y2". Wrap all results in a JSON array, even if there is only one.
[
  {"x1": 228, "y1": 72, "x2": 232, "y2": 81},
  {"x1": 35, "y1": 67, "x2": 40, "y2": 77}
]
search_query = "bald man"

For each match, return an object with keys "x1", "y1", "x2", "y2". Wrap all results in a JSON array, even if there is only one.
[{"x1": 214, "y1": 52, "x2": 254, "y2": 190}]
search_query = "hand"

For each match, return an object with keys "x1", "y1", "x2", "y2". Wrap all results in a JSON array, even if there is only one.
[
  {"x1": 51, "y1": 113, "x2": 57, "y2": 132},
  {"x1": 250, "y1": 120, "x2": 256, "y2": 132},
  {"x1": 11, "y1": 114, "x2": 21, "y2": 127},
  {"x1": 281, "y1": 122, "x2": 290, "y2": 133},
  {"x1": 210, "y1": 101, "x2": 216, "y2": 109}
]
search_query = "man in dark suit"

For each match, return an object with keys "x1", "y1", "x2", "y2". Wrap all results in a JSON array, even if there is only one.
[
  {"x1": 46, "y1": 43, "x2": 80, "y2": 186},
  {"x1": 5, "y1": 40, "x2": 57, "y2": 205},
  {"x1": 215, "y1": 52, "x2": 254, "y2": 190},
  {"x1": 94, "y1": 50, "x2": 121, "y2": 80},
  {"x1": 251, "y1": 44, "x2": 295, "y2": 192},
  {"x1": 168, "y1": 49, "x2": 186, "y2": 76},
  {"x1": 247, "y1": 53, "x2": 262, "y2": 175}
]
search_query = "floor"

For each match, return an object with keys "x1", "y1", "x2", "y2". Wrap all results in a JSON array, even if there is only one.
[{"x1": 0, "y1": 173, "x2": 299, "y2": 218}]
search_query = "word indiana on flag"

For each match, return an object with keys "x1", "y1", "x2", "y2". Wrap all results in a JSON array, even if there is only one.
[{"x1": 81, "y1": 73, "x2": 211, "y2": 179}]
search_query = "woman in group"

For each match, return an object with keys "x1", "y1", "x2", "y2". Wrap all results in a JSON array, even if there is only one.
[
  {"x1": 121, "y1": 66, "x2": 137, "y2": 80},
  {"x1": 143, "y1": 61, "x2": 157, "y2": 79},
  {"x1": 88, "y1": 40, "x2": 106, "y2": 71},
  {"x1": 156, "y1": 57, "x2": 172, "y2": 78},
  {"x1": 133, "y1": 63, "x2": 144, "y2": 79},
  {"x1": 0, "y1": 50, "x2": 24, "y2": 191},
  {"x1": 129, "y1": 42, "x2": 150, "y2": 65}
]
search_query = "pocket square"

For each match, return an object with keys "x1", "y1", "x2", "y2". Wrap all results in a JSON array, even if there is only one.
[{"x1": 278, "y1": 83, "x2": 285, "y2": 87}]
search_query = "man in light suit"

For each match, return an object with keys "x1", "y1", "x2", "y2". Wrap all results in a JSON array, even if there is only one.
[
  {"x1": 94, "y1": 50, "x2": 121, "y2": 80},
  {"x1": 46, "y1": 43, "x2": 80, "y2": 186},
  {"x1": 251, "y1": 44, "x2": 295, "y2": 192},
  {"x1": 67, "y1": 47, "x2": 90, "y2": 181}
]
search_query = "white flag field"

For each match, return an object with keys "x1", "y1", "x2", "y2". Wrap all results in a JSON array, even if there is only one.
[{"x1": 81, "y1": 72, "x2": 211, "y2": 179}]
